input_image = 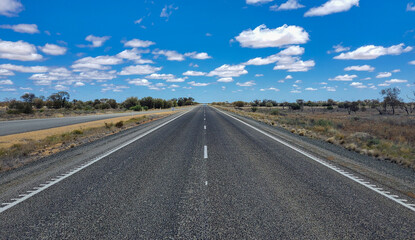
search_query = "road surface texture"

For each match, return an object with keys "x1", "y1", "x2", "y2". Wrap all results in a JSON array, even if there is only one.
[
  {"x1": 0, "y1": 108, "x2": 176, "y2": 136},
  {"x1": 0, "y1": 105, "x2": 414, "y2": 239}
]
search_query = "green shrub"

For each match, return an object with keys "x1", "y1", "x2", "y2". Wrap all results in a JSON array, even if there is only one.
[
  {"x1": 143, "y1": 106, "x2": 149, "y2": 111},
  {"x1": 316, "y1": 119, "x2": 333, "y2": 127},
  {"x1": 6, "y1": 109, "x2": 21, "y2": 114},
  {"x1": 327, "y1": 105, "x2": 334, "y2": 110},
  {"x1": 251, "y1": 107, "x2": 257, "y2": 112},
  {"x1": 367, "y1": 138, "x2": 380, "y2": 147},
  {"x1": 115, "y1": 121, "x2": 124, "y2": 128},
  {"x1": 233, "y1": 101, "x2": 245, "y2": 107},
  {"x1": 72, "y1": 129, "x2": 83, "y2": 135},
  {"x1": 289, "y1": 103, "x2": 301, "y2": 110},
  {"x1": 130, "y1": 105, "x2": 142, "y2": 111},
  {"x1": 270, "y1": 109, "x2": 279, "y2": 115}
]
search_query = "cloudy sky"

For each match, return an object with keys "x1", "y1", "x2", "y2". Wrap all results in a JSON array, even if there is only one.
[{"x1": 0, "y1": 0, "x2": 414, "y2": 102}]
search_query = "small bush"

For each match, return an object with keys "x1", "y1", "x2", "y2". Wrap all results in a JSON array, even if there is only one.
[
  {"x1": 22, "y1": 104, "x2": 34, "y2": 114},
  {"x1": 130, "y1": 105, "x2": 142, "y2": 111},
  {"x1": 104, "y1": 122, "x2": 113, "y2": 129},
  {"x1": 115, "y1": 121, "x2": 124, "y2": 128},
  {"x1": 327, "y1": 106, "x2": 334, "y2": 110},
  {"x1": 289, "y1": 103, "x2": 301, "y2": 110},
  {"x1": 143, "y1": 106, "x2": 149, "y2": 111},
  {"x1": 72, "y1": 129, "x2": 83, "y2": 135},
  {"x1": 367, "y1": 138, "x2": 380, "y2": 147},
  {"x1": 270, "y1": 109, "x2": 279, "y2": 115},
  {"x1": 6, "y1": 109, "x2": 21, "y2": 114},
  {"x1": 251, "y1": 107, "x2": 258, "y2": 112},
  {"x1": 315, "y1": 119, "x2": 333, "y2": 127}
]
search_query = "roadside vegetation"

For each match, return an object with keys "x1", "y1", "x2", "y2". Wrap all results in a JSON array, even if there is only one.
[
  {"x1": 0, "y1": 113, "x2": 173, "y2": 172},
  {"x1": 212, "y1": 87, "x2": 415, "y2": 169},
  {"x1": 0, "y1": 92, "x2": 196, "y2": 120}
]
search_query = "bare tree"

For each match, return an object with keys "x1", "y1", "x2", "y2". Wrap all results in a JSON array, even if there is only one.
[{"x1": 380, "y1": 88, "x2": 402, "y2": 115}]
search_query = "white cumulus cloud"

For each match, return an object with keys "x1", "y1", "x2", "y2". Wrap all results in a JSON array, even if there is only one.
[
  {"x1": 236, "y1": 80, "x2": 256, "y2": 87},
  {"x1": 270, "y1": 0, "x2": 305, "y2": 11},
  {"x1": 188, "y1": 81, "x2": 209, "y2": 87},
  {"x1": 183, "y1": 70, "x2": 206, "y2": 76},
  {"x1": 39, "y1": 44, "x2": 67, "y2": 55},
  {"x1": 217, "y1": 77, "x2": 234, "y2": 83},
  {"x1": 260, "y1": 87, "x2": 279, "y2": 91},
  {"x1": 119, "y1": 65, "x2": 162, "y2": 75},
  {"x1": 246, "y1": 0, "x2": 273, "y2": 5},
  {"x1": 145, "y1": 73, "x2": 175, "y2": 80},
  {"x1": 101, "y1": 83, "x2": 129, "y2": 92},
  {"x1": 0, "y1": 63, "x2": 48, "y2": 72},
  {"x1": 0, "y1": 79, "x2": 13, "y2": 85},
  {"x1": 329, "y1": 74, "x2": 357, "y2": 81},
  {"x1": 0, "y1": 68, "x2": 14, "y2": 76},
  {"x1": 385, "y1": 79, "x2": 408, "y2": 84},
  {"x1": 0, "y1": 39, "x2": 43, "y2": 61},
  {"x1": 334, "y1": 43, "x2": 413, "y2": 60},
  {"x1": 79, "y1": 35, "x2": 110, "y2": 48},
  {"x1": 305, "y1": 0, "x2": 359, "y2": 17},
  {"x1": 0, "y1": 0, "x2": 23, "y2": 17},
  {"x1": 128, "y1": 78, "x2": 152, "y2": 86},
  {"x1": 273, "y1": 57, "x2": 315, "y2": 72},
  {"x1": 123, "y1": 39, "x2": 155, "y2": 48},
  {"x1": 153, "y1": 50, "x2": 185, "y2": 61},
  {"x1": 350, "y1": 82, "x2": 367, "y2": 88},
  {"x1": 376, "y1": 72, "x2": 391, "y2": 78},
  {"x1": 407, "y1": 3, "x2": 415, "y2": 11},
  {"x1": 344, "y1": 65, "x2": 375, "y2": 72},
  {"x1": 234, "y1": 24, "x2": 309, "y2": 48},
  {"x1": 116, "y1": 48, "x2": 153, "y2": 64},
  {"x1": 244, "y1": 46, "x2": 305, "y2": 66},
  {"x1": 0, "y1": 24, "x2": 39, "y2": 34},
  {"x1": 208, "y1": 64, "x2": 248, "y2": 77},
  {"x1": 160, "y1": 4, "x2": 178, "y2": 20},
  {"x1": 344, "y1": 65, "x2": 374, "y2": 72},
  {"x1": 184, "y1": 52, "x2": 212, "y2": 60},
  {"x1": 166, "y1": 77, "x2": 187, "y2": 83},
  {"x1": 71, "y1": 56, "x2": 122, "y2": 70}
]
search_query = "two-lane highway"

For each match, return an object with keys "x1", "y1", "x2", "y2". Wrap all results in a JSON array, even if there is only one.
[{"x1": 0, "y1": 105, "x2": 414, "y2": 239}]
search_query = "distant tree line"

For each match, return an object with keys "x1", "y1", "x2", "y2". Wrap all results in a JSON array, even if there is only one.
[
  {"x1": 3, "y1": 92, "x2": 196, "y2": 114},
  {"x1": 212, "y1": 87, "x2": 415, "y2": 115}
]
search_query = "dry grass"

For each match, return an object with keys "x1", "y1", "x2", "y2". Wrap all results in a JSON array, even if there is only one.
[
  {"x1": 0, "y1": 112, "x2": 175, "y2": 172},
  {"x1": 216, "y1": 106, "x2": 415, "y2": 169}
]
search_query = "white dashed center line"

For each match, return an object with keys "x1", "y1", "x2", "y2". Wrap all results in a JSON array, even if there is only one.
[{"x1": 204, "y1": 145, "x2": 208, "y2": 159}]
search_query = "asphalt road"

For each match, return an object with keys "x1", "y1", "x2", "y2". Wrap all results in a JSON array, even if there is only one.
[
  {"x1": 0, "y1": 105, "x2": 414, "y2": 239},
  {"x1": 0, "y1": 108, "x2": 175, "y2": 136}
]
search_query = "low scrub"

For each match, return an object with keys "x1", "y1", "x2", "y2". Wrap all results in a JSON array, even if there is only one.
[{"x1": 115, "y1": 121, "x2": 124, "y2": 128}]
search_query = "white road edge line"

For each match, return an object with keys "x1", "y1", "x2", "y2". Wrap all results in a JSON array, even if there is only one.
[
  {"x1": 214, "y1": 107, "x2": 415, "y2": 213},
  {"x1": 204, "y1": 125, "x2": 206, "y2": 130},
  {"x1": 0, "y1": 109, "x2": 191, "y2": 214},
  {"x1": 204, "y1": 145, "x2": 208, "y2": 159}
]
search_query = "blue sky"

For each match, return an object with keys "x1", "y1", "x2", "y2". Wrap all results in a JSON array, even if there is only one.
[{"x1": 0, "y1": 0, "x2": 414, "y2": 103}]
